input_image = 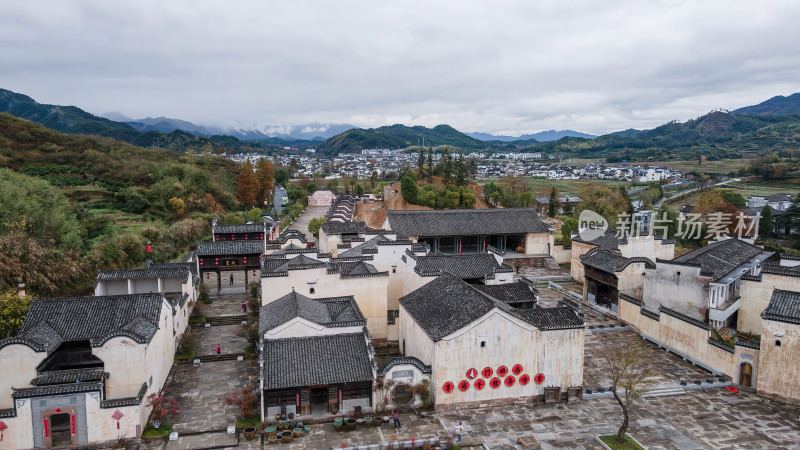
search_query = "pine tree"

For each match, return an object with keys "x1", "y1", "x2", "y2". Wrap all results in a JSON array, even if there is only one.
[
  {"x1": 455, "y1": 153, "x2": 467, "y2": 186},
  {"x1": 759, "y1": 205, "x2": 773, "y2": 239},
  {"x1": 427, "y1": 148, "x2": 433, "y2": 178},
  {"x1": 236, "y1": 158, "x2": 259, "y2": 207},
  {"x1": 255, "y1": 157, "x2": 274, "y2": 207},
  {"x1": 548, "y1": 187, "x2": 559, "y2": 217},
  {"x1": 417, "y1": 148, "x2": 426, "y2": 178}
]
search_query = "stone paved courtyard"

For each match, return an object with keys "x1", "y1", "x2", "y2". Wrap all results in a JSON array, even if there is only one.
[
  {"x1": 190, "y1": 324, "x2": 250, "y2": 356},
  {"x1": 583, "y1": 330, "x2": 714, "y2": 392}
]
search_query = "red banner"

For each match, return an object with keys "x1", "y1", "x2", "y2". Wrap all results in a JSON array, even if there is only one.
[
  {"x1": 70, "y1": 415, "x2": 76, "y2": 435},
  {"x1": 43, "y1": 418, "x2": 50, "y2": 439}
]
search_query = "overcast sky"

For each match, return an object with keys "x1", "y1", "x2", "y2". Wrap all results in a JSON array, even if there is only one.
[{"x1": 2, "y1": 1, "x2": 799, "y2": 136}]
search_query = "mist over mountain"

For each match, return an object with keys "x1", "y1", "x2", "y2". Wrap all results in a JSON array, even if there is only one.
[{"x1": 466, "y1": 130, "x2": 597, "y2": 142}]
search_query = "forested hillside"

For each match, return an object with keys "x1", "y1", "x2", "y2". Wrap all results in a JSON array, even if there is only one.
[{"x1": 0, "y1": 113, "x2": 242, "y2": 296}]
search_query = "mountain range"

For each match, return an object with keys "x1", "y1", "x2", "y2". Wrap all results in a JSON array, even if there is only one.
[{"x1": 3, "y1": 87, "x2": 800, "y2": 158}]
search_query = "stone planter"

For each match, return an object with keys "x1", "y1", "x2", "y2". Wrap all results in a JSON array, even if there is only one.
[
  {"x1": 334, "y1": 419, "x2": 344, "y2": 432},
  {"x1": 304, "y1": 425, "x2": 311, "y2": 434},
  {"x1": 243, "y1": 427, "x2": 257, "y2": 441},
  {"x1": 267, "y1": 435, "x2": 277, "y2": 445},
  {"x1": 364, "y1": 417, "x2": 373, "y2": 427},
  {"x1": 346, "y1": 418, "x2": 357, "y2": 430},
  {"x1": 281, "y1": 431, "x2": 293, "y2": 443},
  {"x1": 293, "y1": 427, "x2": 302, "y2": 438},
  {"x1": 265, "y1": 426, "x2": 277, "y2": 436}
]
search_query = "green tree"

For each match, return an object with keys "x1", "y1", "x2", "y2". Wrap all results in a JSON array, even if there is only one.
[
  {"x1": 460, "y1": 188, "x2": 476, "y2": 208},
  {"x1": 656, "y1": 205, "x2": 680, "y2": 239},
  {"x1": 547, "y1": 187, "x2": 559, "y2": 217},
  {"x1": 306, "y1": 183, "x2": 318, "y2": 194},
  {"x1": 560, "y1": 217, "x2": 578, "y2": 247},
  {"x1": 417, "y1": 148, "x2": 426, "y2": 178},
  {"x1": 274, "y1": 169, "x2": 289, "y2": 185},
  {"x1": 562, "y1": 201, "x2": 573, "y2": 217},
  {"x1": 0, "y1": 291, "x2": 31, "y2": 339},
  {"x1": 427, "y1": 148, "x2": 433, "y2": 178},
  {"x1": 400, "y1": 170, "x2": 419, "y2": 204},
  {"x1": 370, "y1": 171, "x2": 378, "y2": 189},
  {"x1": 115, "y1": 187, "x2": 148, "y2": 213},
  {"x1": 484, "y1": 182, "x2": 502, "y2": 207},
  {"x1": 455, "y1": 153, "x2": 468, "y2": 186},
  {"x1": 327, "y1": 179, "x2": 340, "y2": 192},
  {"x1": 776, "y1": 193, "x2": 800, "y2": 235},
  {"x1": 441, "y1": 150, "x2": 454, "y2": 185},
  {"x1": 577, "y1": 184, "x2": 631, "y2": 227},
  {"x1": 254, "y1": 157, "x2": 274, "y2": 207},
  {"x1": 444, "y1": 190, "x2": 461, "y2": 209},
  {"x1": 308, "y1": 217, "x2": 326, "y2": 238},
  {"x1": 519, "y1": 192, "x2": 534, "y2": 208},
  {"x1": 717, "y1": 188, "x2": 746, "y2": 208},
  {"x1": 759, "y1": 205, "x2": 774, "y2": 239},
  {"x1": 418, "y1": 190, "x2": 437, "y2": 208}
]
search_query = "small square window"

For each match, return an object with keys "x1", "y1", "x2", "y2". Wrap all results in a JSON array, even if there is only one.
[
  {"x1": 775, "y1": 339, "x2": 782, "y2": 347},
  {"x1": 309, "y1": 287, "x2": 315, "y2": 294},
  {"x1": 480, "y1": 341, "x2": 486, "y2": 348}
]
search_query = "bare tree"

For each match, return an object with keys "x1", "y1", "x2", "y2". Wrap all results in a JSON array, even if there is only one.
[{"x1": 602, "y1": 338, "x2": 657, "y2": 442}]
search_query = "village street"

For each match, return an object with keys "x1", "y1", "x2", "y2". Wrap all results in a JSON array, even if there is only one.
[{"x1": 139, "y1": 285, "x2": 800, "y2": 449}]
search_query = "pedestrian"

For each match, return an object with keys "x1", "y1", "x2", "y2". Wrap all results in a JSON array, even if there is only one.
[
  {"x1": 392, "y1": 409, "x2": 401, "y2": 429},
  {"x1": 455, "y1": 421, "x2": 462, "y2": 444},
  {"x1": 242, "y1": 301, "x2": 247, "y2": 313},
  {"x1": 216, "y1": 344, "x2": 221, "y2": 359},
  {"x1": 229, "y1": 274, "x2": 234, "y2": 286}
]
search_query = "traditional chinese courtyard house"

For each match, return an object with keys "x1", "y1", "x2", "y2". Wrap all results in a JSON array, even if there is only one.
[
  {"x1": 211, "y1": 219, "x2": 271, "y2": 242},
  {"x1": 196, "y1": 240, "x2": 264, "y2": 292},
  {"x1": 570, "y1": 228, "x2": 674, "y2": 284},
  {"x1": 580, "y1": 248, "x2": 655, "y2": 312},
  {"x1": 399, "y1": 251, "x2": 516, "y2": 296},
  {"x1": 258, "y1": 291, "x2": 376, "y2": 420},
  {"x1": 317, "y1": 221, "x2": 368, "y2": 256},
  {"x1": 383, "y1": 208, "x2": 552, "y2": 255},
  {"x1": 0, "y1": 294, "x2": 177, "y2": 449},
  {"x1": 757, "y1": 289, "x2": 800, "y2": 405},
  {"x1": 398, "y1": 273, "x2": 584, "y2": 409}
]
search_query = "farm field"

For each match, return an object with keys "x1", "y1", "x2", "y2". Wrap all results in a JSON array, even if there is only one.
[{"x1": 480, "y1": 176, "x2": 631, "y2": 196}]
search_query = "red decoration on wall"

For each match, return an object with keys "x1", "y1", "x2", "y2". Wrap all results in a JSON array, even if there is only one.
[
  {"x1": 481, "y1": 367, "x2": 493, "y2": 378},
  {"x1": 458, "y1": 380, "x2": 470, "y2": 392},
  {"x1": 727, "y1": 386, "x2": 738, "y2": 393},
  {"x1": 489, "y1": 377, "x2": 502, "y2": 389},
  {"x1": 442, "y1": 382, "x2": 455, "y2": 393},
  {"x1": 474, "y1": 379, "x2": 486, "y2": 390},
  {"x1": 55, "y1": 408, "x2": 61, "y2": 413},
  {"x1": 466, "y1": 368, "x2": 478, "y2": 379},
  {"x1": 0, "y1": 420, "x2": 7, "y2": 441},
  {"x1": 43, "y1": 418, "x2": 50, "y2": 439},
  {"x1": 534, "y1": 373, "x2": 545, "y2": 384},
  {"x1": 512, "y1": 364, "x2": 523, "y2": 376},
  {"x1": 497, "y1": 365, "x2": 508, "y2": 377},
  {"x1": 504, "y1": 376, "x2": 516, "y2": 387},
  {"x1": 519, "y1": 374, "x2": 531, "y2": 385},
  {"x1": 70, "y1": 415, "x2": 76, "y2": 436}
]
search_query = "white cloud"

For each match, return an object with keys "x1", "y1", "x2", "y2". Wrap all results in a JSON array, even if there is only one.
[{"x1": 0, "y1": 0, "x2": 799, "y2": 135}]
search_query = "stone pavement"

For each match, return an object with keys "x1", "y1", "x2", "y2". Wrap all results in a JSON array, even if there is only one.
[
  {"x1": 439, "y1": 388, "x2": 800, "y2": 449},
  {"x1": 583, "y1": 330, "x2": 714, "y2": 392},
  {"x1": 190, "y1": 324, "x2": 250, "y2": 356},
  {"x1": 207, "y1": 293, "x2": 252, "y2": 316},
  {"x1": 287, "y1": 205, "x2": 328, "y2": 244}
]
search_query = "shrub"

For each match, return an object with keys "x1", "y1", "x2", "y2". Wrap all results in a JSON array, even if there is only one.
[{"x1": 224, "y1": 384, "x2": 260, "y2": 422}]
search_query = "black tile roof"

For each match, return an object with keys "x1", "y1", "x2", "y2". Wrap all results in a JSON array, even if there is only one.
[
  {"x1": 2, "y1": 294, "x2": 164, "y2": 352},
  {"x1": 262, "y1": 333, "x2": 374, "y2": 390},
  {"x1": 328, "y1": 260, "x2": 381, "y2": 276},
  {"x1": 12, "y1": 381, "x2": 104, "y2": 399},
  {"x1": 214, "y1": 223, "x2": 266, "y2": 234},
  {"x1": 474, "y1": 282, "x2": 538, "y2": 305},
  {"x1": 320, "y1": 221, "x2": 367, "y2": 235},
  {"x1": 261, "y1": 254, "x2": 327, "y2": 276},
  {"x1": 147, "y1": 261, "x2": 198, "y2": 276},
  {"x1": 571, "y1": 228, "x2": 623, "y2": 249},
  {"x1": 97, "y1": 266, "x2": 190, "y2": 281},
  {"x1": 259, "y1": 291, "x2": 366, "y2": 333},
  {"x1": 762, "y1": 289, "x2": 800, "y2": 325},
  {"x1": 399, "y1": 273, "x2": 583, "y2": 341},
  {"x1": 581, "y1": 248, "x2": 655, "y2": 272},
  {"x1": 386, "y1": 208, "x2": 549, "y2": 237},
  {"x1": 196, "y1": 241, "x2": 264, "y2": 256},
  {"x1": 339, "y1": 235, "x2": 393, "y2": 257},
  {"x1": 414, "y1": 254, "x2": 512, "y2": 279},
  {"x1": 671, "y1": 239, "x2": 771, "y2": 281},
  {"x1": 31, "y1": 368, "x2": 107, "y2": 386},
  {"x1": 279, "y1": 229, "x2": 308, "y2": 243}
]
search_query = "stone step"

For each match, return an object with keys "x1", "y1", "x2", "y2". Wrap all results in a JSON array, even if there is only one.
[{"x1": 206, "y1": 315, "x2": 248, "y2": 326}]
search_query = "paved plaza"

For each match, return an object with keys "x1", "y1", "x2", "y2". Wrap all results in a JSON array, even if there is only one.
[{"x1": 287, "y1": 205, "x2": 328, "y2": 244}]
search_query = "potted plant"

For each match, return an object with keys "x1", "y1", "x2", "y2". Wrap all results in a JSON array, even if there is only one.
[
  {"x1": 288, "y1": 412, "x2": 295, "y2": 420},
  {"x1": 267, "y1": 435, "x2": 277, "y2": 444},
  {"x1": 265, "y1": 425, "x2": 276, "y2": 436},
  {"x1": 345, "y1": 418, "x2": 357, "y2": 430},
  {"x1": 274, "y1": 413, "x2": 281, "y2": 422},
  {"x1": 281, "y1": 430, "x2": 293, "y2": 443},
  {"x1": 363, "y1": 416, "x2": 373, "y2": 427},
  {"x1": 333, "y1": 418, "x2": 344, "y2": 431}
]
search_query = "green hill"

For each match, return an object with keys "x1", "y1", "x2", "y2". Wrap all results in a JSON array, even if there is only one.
[
  {"x1": 734, "y1": 93, "x2": 800, "y2": 116},
  {"x1": 318, "y1": 123, "x2": 489, "y2": 155}
]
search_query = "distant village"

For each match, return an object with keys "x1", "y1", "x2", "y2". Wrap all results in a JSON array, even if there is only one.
[{"x1": 225, "y1": 149, "x2": 686, "y2": 183}]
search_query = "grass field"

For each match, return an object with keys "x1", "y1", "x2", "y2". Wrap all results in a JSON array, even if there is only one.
[
  {"x1": 725, "y1": 179, "x2": 800, "y2": 198},
  {"x1": 481, "y1": 177, "x2": 631, "y2": 196},
  {"x1": 645, "y1": 158, "x2": 750, "y2": 174}
]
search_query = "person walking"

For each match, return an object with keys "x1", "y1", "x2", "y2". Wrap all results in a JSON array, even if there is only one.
[
  {"x1": 455, "y1": 421, "x2": 462, "y2": 444},
  {"x1": 216, "y1": 344, "x2": 221, "y2": 359},
  {"x1": 242, "y1": 301, "x2": 247, "y2": 313},
  {"x1": 392, "y1": 409, "x2": 401, "y2": 429},
  {"x1": 229, "y1": 274, "x2": 234, "y2": 286}
]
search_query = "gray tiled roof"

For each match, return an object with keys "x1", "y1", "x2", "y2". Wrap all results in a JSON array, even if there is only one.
[
  {"x1": 12, "y1": 381, "x2": 104, "y2": 399},
  {"x1": 31, "y1": 368, "x2": 107, "y2": 386},
  {"x1": 262, "y1": 333, "x2": 374, "y2": 390},
  {"x1": 3, "y1": 294, "x2": 164, "y2": 352},
  {"x1": 399, "y1": 273, "x2": 583, "y2": 341},
  {"x1": 261, "y1": 254, "x2": 327, "y2": 276},
  {"x1": 762, "y1": 289, "x2": 800, "y2": 325},
  {"x1": 148, "y1": 261, "x2": 198, "y2": 276},
  {"x1": 414, "y1": 254, "x2": 512, "y2": 279},
  {"x1": 259, "y1": 291, "x2": 366, "y2": 333},
  {"x1": 339, "y1": 235, "x2": 393, "y2": 257},
  {"x1": 671, "y1": 239, "x2": 771, "y2": 281},
  {"x1": 474, "y1": 282, "x2": 538, "y2": 305},
  {"x1": 581, "y1": 248, "x2": 655, "y2": 272},
  {"x1": 321, "y1": 221, "x2": 367, "y2": 235},
  {"x1": 97, "y1": 266, "x2": 190, "y2": 281},
  {"x1": 279, "y1": 229, "x2": 308, "y2": 243},
  {"x1": 571, "y1": 228, "x2": 623, "y2": 249},
  {"x1": 214, "y1": 223, "x2": 265, "y2": 234},
  {"x1": 386, "y1": 208, "x2": 548, "y2": 237},
  {"x1": 196, "y1": 241, "x2": 264, "y2": 256},
  {"x1": 328, "y1": 261, "x2": 381, "y2": 276}
]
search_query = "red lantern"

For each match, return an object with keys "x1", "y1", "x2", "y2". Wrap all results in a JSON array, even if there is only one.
[
  {"x1": 458, "y1": 380, "x2": 470, "y2": 392},
  {"x1": 489, "y1": 377, "x2": 501, "y2": 389},
  {"x1": 481, "y1": 367, "x2": 493, "y2": 378},
  {"x1": 504, "y1": 376, "x2": 516, "y2": 387},
  {"x1": 146, "y1": 243, "x2": 152, "y2": 253},
  {"x1": 442, "y1": 381, "x2": 454, "y2": 393},
  {"x1": 474, "y1": 379, "x2": 486, "y2": 390},
  {"x1": 519, "y1": 374, "x2": 531, "y2": 385},
  {"x1": 534, "y1": 373, "x2": 545, "y2": 384},
  {"x1": 112, "y1": 410, "x2": 124, "y2": 430},
  {"x1": 466, "y1": 368, "x2": 477, "y2": 379},
  {"x1": 497, "y1": 365, "x2": 508, "y2": 377},
  {"x1": 512, "y1": 364, "x2": 523, "y2": 376}
]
